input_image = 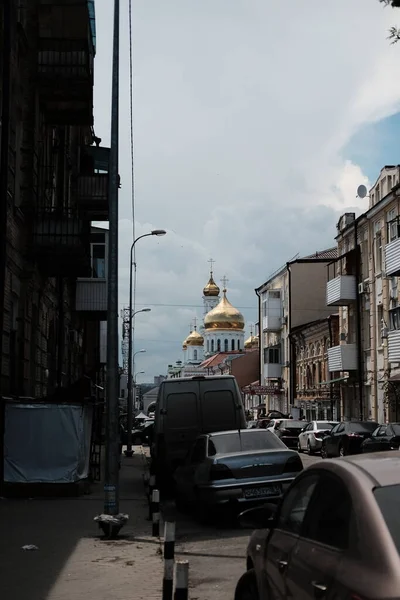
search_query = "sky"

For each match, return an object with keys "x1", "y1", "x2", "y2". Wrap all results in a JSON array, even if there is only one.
[{"x1": 93, "y1": 0, "x2": 400, "y2": 383}]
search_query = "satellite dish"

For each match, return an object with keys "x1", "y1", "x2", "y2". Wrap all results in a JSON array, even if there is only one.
[{"x1": 357, "y1": 184, "x2": 368, "y2": 199}]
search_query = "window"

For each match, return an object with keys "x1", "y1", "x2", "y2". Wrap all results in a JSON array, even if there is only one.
[
  {"x1": 120, "y1": 389, "x2": 125, "y2": 398},
  {"x1": 304, "y1": 475, "x2": 353, "y2": 549},
  {"x1": 217, "y1": 339, "x2": 221, "y2": 352},
  {"x1": 224, "y1": 339, "x2": 228, "y2": 352},
  {"x1": 276, "y1": 474, "x2": 319, "y2": 535},
  {"x1": 389, "y1": 307, "x2": 400, "y2": 331},
  {"x1": 374, "y1": 484, "x2": 400, "y2": 555},
  {"x1": 269, "y1": 290, "x2": 281, "y2": 299},
  {"x1": 376, "y1": 426, "x2": 387, "y2": 437},
  {"x1": 91, "y1": 243, "x2": 106, "y2": 278},
  {"x1": 363, "y1": 310, "x2": 370, "y2": 349},
  {"x1": 211, "y1": 340, "x2": 214, "y2": 353},
  {"x1": 264, "y1": 346, "x2": 280, "y2": 364},
  {"x1": 211, "y1": 430, "x2": 286, "y2": 454},
  {"x1": 390, "y1": 278, "x2": 398, "y2": 309},
  {"x1": 375, "y1": 232, "x2": 383, "y2": 272},
  {"x1": 190, "y1": 438, "x2": 207, "y2": 464},
  {"x1": 237, "y1": 340, "x2": 240, "y2": 351},
  {"x1": 388, "y1": 175, "x2": 393, "y2": 190},
  {"x1": 207, "y1": 340, "x2": 210, "y2": 353},
  {"x1": 231, "y1": 339, "x2": 235, "y2": 351},
  {"x1": 193, "y1": 350, "x2": 197, "y2": 360}
]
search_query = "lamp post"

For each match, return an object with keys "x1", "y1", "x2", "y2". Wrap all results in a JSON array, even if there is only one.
[
  {"x1": 134, "y1": 370, "x2": 145, "y2": 411},
  {"x1": 125, "y1": 230, "x2": 166, "y2": 458}
]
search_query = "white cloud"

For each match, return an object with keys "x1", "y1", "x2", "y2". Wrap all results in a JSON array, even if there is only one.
[{"x1": 93, "y1": 0, "x2": 400, "y2": 381}]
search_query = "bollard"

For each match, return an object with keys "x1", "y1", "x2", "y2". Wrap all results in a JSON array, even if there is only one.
[
  {"x1": 151, "y1": 489, "x2": 160, "y2": 537},
  {"x1": 174, "y1": 561, "x2": 189, "y2": 600},
  {"x1": 162, "y1": 522, "x2": 176, "y2": 600},
  {"x1": 148, "y1": 474, "x2": 156, "y2": 519}
]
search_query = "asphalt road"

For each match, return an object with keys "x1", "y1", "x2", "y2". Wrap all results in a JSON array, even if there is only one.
[{"x1": 162, "y1": 452, "x2": 321, "y2": 600}]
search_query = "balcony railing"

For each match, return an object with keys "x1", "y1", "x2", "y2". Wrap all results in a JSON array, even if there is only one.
[
  {"x1": 326, "y1": 275, "x2": 357, "y2": 306},
  {"x1": 75, "y1": 278, "x2": 107, "y2": 320},
  {"x1": 37, "y1": 39, "x2": 93, "y2": 125},
  {"x1": 33, "y1": 208, "x2": 90, "y2": 276},
  {"x1": 327, "y1": 344, "x2": 357, "y2": 372},
  {"x1": 388, "y1": 330, "x2": 400, "y2": 363},
  {"x1": 77, "y1": 146, "x2": 110, "y2": 220}
]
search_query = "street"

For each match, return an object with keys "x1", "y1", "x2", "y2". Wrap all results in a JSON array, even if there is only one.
[{"x1": 162, "y1": 453, "x2": 320, "y2": 600}]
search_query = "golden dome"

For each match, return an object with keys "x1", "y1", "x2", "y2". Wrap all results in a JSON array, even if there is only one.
[
  {"x1": 186, "y1": 328, "x2": 204, "y2": 346},
  {"x1": 244, "y1": 334, "x2": 259, "y2": 349},
  {"x1": 203, "y1": 274, "x2": 220, "y2": 297},
  {"x1": 204, "y1": 289, "x2": 245, "y2": 330}
]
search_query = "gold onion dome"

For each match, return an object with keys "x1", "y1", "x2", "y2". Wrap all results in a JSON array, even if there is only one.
[
  {"x1": 244, "y1": 333, "x2": 259, "y2": 349},
  {"x1": 203, "y1": 274, "x2": 220, "y2": 297},
  {"x1": 204, "y1": 289, "x2": 245, "y2": 330},
  {"x1": 185, "y1": 328, "x2": 204, "y2": 346}
]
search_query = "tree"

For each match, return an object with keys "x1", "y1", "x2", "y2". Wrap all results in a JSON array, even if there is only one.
[{"x1": 379, "y1": 0, "x2": 400, "y2": 43}]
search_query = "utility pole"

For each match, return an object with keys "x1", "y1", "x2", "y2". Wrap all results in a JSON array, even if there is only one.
[{"x1": 104, "y1": 0, "x2": 120, "y2": 519}]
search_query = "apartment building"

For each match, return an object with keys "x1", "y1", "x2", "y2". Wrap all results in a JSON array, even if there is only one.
[
  {"x1": 331, "y1": 165, "x2": 400, "y2": 423},
  {"x1": 0, "y1": 1, "x2": 108, "y2": 398},
  {"x1": 255, "y1": 249, "x2": 337, "y2": 414}
]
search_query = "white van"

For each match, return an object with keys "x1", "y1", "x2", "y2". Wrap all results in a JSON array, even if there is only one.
[{"x1": 152, "y1": 375, "x2": 246, "y2": 490}]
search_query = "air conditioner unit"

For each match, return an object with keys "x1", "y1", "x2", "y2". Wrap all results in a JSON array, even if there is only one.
[
  {"x1": 381, "y1": 327, "x2": 389, "y2": 340},
  {"x1": 358, "y1": 282, "x2": 364, "y2": 294}
]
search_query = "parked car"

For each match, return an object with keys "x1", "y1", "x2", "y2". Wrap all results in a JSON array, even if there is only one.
[
  {"x1": 174, "y1": 429, "x2": 303, "y2": 519},
  {"x1": 321, "y1": 420, "x2": 379, "y2": 458},
  {"x1": 247, "y1": 420, "x2": 258, "y2": 429},
  {"x1": 234, "y1": 453, "x2": 400, "y2": 600},
  {"x1": 152, "y1": 375, "x2": 247, "y2": 490},
  {"x1": 274, "y1": 420, "x2": 305, "y2": 449},
  {"x1": 257, "y1": 418, "x2": 282, "y2": 431},
  {"x1": 297, "y1": 420, "x2": 338, "y2": 454},
  {"x1": 361, "y1": 422, "x2": 400, "y2": 453}
]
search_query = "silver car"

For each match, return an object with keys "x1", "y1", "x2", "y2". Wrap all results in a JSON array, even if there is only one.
[
  {"x1": 174, "y1": 429, "x2": 303, "y2": 520},
  {"x1": 297, "y1": 420, "x2": 338, "y2": 454}
]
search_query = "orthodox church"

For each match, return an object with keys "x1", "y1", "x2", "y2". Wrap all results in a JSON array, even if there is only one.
[{"x1": 168, "y1": 262, "x2": 258, "y2": 378}]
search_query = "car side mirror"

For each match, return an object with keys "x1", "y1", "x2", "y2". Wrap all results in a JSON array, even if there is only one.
[{"x1": 238, "y1": 503, "x2": 277, "y2": 530}]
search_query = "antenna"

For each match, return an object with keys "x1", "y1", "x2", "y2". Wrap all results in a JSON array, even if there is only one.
[{"x1": 357, "y1": 184, "x2": 368, "y2": 199}]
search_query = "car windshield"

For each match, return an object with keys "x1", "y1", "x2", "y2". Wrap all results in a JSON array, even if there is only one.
[
  {"x1": 211, "y1": 431, "x2": 286, "y2": 454},
  {"x1": 349, "y1": 422, "x2": 379, "y2": 433},
  {"x1": 374, "y1": 485, "x2": 400, "y2": 555},
  {"x1": 281, "y1": 420, "x2": 304, "y2": 428},
  {"x1": 316, "y1": 422, "x2": 336, "y2": 430}
]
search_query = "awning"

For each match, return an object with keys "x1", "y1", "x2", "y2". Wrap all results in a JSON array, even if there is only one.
[
  {"x1": 388, "y1": 374, "x2": 400, "y2": 382},
  {"x1": 319, "y1": 377, "x2": 348, "y2": 385}
]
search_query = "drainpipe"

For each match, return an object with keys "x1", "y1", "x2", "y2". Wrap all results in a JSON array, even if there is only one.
[
  {"x1": 354, "y1": 220, "x2": 364, "y2": 419},
  {"x1": 327, "y1": 315, "x2": 335, "y2": 419},
  {"x1": 0, "y1": 0, "x2": 11, "y2": 393}
]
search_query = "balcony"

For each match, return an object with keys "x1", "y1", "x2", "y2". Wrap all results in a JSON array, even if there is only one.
[
  {"x1": 262, "y1": 316, "x2": 281, "y2": 331},
  {"x1": 326, "y1": 275, "x2": 357, "y2": 306},
  {"x1": 263, "y1": 363, "x2": 281, "y2": 379},
  {"x1": 37, "y1": 37, "x2": 93, "y2": 125},
  {"x1": 385, "y1": 238, "x2": 400, "y2": 277},
  {"x1": 75, "y1": 278, "x2": 107, "y2": 320},
  {"x1": 327, "y1": 344, "x2": 358, "y2": 372},
  {"x1": 77, "y1": 146, "x2": 110, "y2": 221},
  {"x1": 33, "y1": 208, "x2": 90, "y2": 276},
  {"x1": 388, "y1": 330, "x2": 400, "y2": 363}
]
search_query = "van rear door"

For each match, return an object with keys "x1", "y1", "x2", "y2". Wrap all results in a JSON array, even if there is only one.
[
  {"x1": 200, "y1": 378, "x2": 245, "y2": 433},
  {"x1": 164, "y1": 384, "x2": 200, "y2": 467}
]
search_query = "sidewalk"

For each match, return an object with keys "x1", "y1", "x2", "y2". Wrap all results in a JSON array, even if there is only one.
[{"x1": 0, "y1": 449, "x2": 163, "y2": 600}]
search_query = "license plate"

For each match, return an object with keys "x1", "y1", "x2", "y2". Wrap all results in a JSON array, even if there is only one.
[{"x1": 244, "y1": 485, "x2": 281, "y2": 499}]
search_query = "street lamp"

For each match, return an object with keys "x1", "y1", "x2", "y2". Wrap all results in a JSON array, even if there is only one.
[{"x1": 126, "y1": 231, "x2": 166, "y2": 459}]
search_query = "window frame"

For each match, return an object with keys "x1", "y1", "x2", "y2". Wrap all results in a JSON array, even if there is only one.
[{"x1": 274, "y1": 472, "x2": 320, "y2": 536}]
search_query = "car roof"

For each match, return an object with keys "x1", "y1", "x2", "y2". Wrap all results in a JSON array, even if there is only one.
[
  {"x1": 162, "y1": 375, "x2": 234, "y2": 383},
  {"x1": 208, "y1": 429, "x2": 273, "y2": 437},
  {"x1": 310, "y1": 452, "x2": 400, "y2": 487}
]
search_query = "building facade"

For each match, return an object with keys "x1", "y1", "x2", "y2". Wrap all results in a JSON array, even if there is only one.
[
  {"x1": 330, "y1": 165, "x2": 400, "y2": 423},
  {"x1": 0, "y1": 1, "x2": 107, "y2": 398},
  {"x1": 255, "y1": 249, "x2": 337, "y2": 414}
]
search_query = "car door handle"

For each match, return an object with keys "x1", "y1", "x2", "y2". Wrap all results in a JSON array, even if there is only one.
[
  {"x1": 277, "y1": 559, "x2": 288, "y2": 572},
  {"x1": 312, "y1": 581, "x2": 328, "y2": 597}
]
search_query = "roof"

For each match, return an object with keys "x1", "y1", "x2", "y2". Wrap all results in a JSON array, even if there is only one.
[
  {"x1": 314, "y1": 453, "x2": 400, "y2": 488},
  {"x1": 143, "y1": 386, "x2": 159, "y2": 397},
  {"x1": 201, "y1": 352, "x2": 244, "y2": 369},
  {"x1": 300, "y1": 247, "x2": 338, "y2": 260}
]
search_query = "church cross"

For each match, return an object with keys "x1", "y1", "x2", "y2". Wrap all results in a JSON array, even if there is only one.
[
  {"x1": 221, "y1": 275, "x2": 229, "y2": 290},
  {"x1": 193, "y1": 316, "x2": 198, "y2": 330},
  {"x1": 208, "y1": 258, "x2": 215, "y2": 274}
]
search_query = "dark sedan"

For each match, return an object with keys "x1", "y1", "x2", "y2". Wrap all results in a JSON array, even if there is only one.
[
  {"x1": 174, "y1": 429, "x2": 303, "y2": 519},
  {"x1": 274, "y1": 420, "x2": 305, "y2": 449},
  {"x1": 321, "y1": 420, "x2": 379, "y2": 457},
  {"x1": 361, "y1": 423, "x2": 400, "y2": 453}
]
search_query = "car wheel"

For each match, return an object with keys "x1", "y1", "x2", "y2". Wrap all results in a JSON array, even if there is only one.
[
  {"x1": 339, "y1": 444, "x2": 346, "y2": 457},
  {"x1": 234, "y1": 569, "x2": 259, "y2": 600},
  {"x1": 307, "y1": 440, "x2": 314, "y2": 455},
  {"x1": 321, "y1": 442, "x2": 328, "y2": 459}
]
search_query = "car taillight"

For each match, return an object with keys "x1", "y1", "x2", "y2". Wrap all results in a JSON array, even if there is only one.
[
  {"x1": 348, "y1": 433, "x2": 363, "y2": 438},
  {"x1": 209, "y1": 464, "x2": 233, "y2": 481},
  {"x1": 283, "y1": 457, "x2": 303, "y2": 473}
]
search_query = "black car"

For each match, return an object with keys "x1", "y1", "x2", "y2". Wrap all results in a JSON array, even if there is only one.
[
  {"x1": 361, "y1": 423, "x2": 400, "y2": 453},
  {"x1": 274, "y1": 419, "x2": 305, "y2": 449},
  {"x1": 321, "y1": 421, "x2": 379, "y2": 458}
]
